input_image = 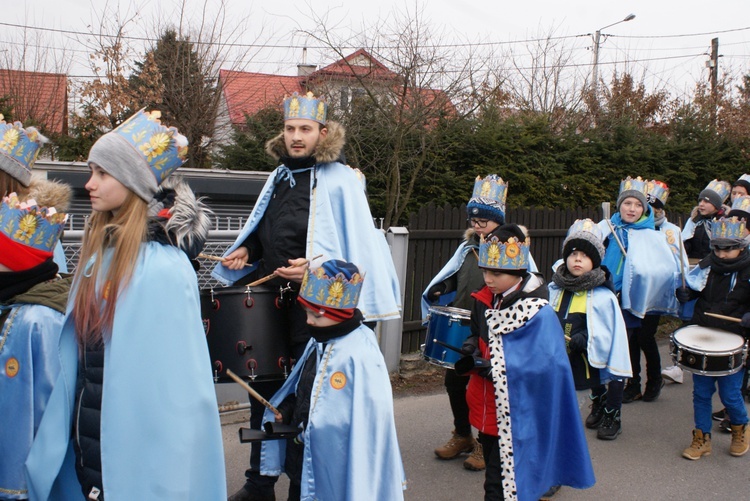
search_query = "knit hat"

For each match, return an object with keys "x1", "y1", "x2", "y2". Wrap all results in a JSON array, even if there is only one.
[
  {"x1": 298, "y1": 259, "x2": 364, "y2": 321},
  {"x1": 87, "y1": 110, "x2": 188, "y2": 202},
  {"x1": 698, "y1": 179, "x2": 731, "y2": 211},
  {"x1": 617, "y1": 176, "x2": 648, "y2": 211},
  {"x1": 466, "y1": 174, "x2": 508, "y2": 224},
  {"x1": 562, "y1": 219, "x2": 605, "y2": 269},
  {"x1": 478, "y1": 223, "x2": 530, "y2": 275},
  {"x1": 733, "y1": 174, "x2": 750, "y2": 196},
  {"x1": 0, "y1": 193, "x2": 67, "y2": 271},
  {"x1": 0, "y1": 115, "x2": 47, "y2": 187}
]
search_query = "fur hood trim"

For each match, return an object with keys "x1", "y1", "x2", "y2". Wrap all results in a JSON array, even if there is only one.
[
  {"x1": 27, "y1": 176, "x2": 72, "y2": 212},
  {"x1": 147, "y1": 176, "x2": 212, "y2": 260},
  {"x1": 264, "y1": 121, "x2": 346, "y2": 164}
]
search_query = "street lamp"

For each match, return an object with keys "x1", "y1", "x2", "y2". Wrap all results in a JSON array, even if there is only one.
[{"x1": 591, "y1": 14, "x2": 636, "y2": 98}]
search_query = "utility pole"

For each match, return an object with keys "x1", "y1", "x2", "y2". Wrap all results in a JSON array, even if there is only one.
[{"x1": 708, "y1": 37, "x2": 719, "y2": 127}]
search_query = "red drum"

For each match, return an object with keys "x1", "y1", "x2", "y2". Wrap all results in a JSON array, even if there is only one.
[{"x1": 201, "y1": 285, "x2": 293, "y2": 382}]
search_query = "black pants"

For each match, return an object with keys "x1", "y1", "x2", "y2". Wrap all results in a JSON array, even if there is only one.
[
  {"x1": 628, "y1": 315, "x2": 662, "y2": 386},
  {"x1": 592, "y1": 379, "x2": 625, "y2": 410},
  {"x1": 445, "y1": 368, "x2": 472, "y2": 437},
  {"x1": 478, "y1": 432, "x2": 505, "y2": 501},
  {"x1": 243, "y1": 302, "x2": 309, "y2": 497}
]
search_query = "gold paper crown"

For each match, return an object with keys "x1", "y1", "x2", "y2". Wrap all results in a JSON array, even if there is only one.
[
  {"x1": 0, "y1": 114, "x2": 45, "y2": 186},
  {"x1": 704, "y1": 179, "x2": 731, "y2": 203},
  {"x1": 709, "y1": 216, "x2": 746, "y2": 241},
  {"x1": 0, "y1": 192, "x2": 68, "y2": 253},
  {"x1": 467, "y1": 174, "x2": 508, "y2": 221},
  {"x1": 283, "y1": 92, "x2": 327, "y2": 124},
  {"x1": 299, "y1": 260, "x2": 365, "y2": 309},
  {"x1": 646, "y1": 180, "x2": 669, "y2": 206},
  {"x1": 478, "y1": 234, "x2": 530, "y2": 270},
  {"x1": 619, "y1": 176, "x2": 649, "y2": 198},
  {"x1": 731, "y1": 195, "x2": 750, "y2": 216}
]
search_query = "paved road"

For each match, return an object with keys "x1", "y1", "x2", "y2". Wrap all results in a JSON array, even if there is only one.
[{"x1": 221, "y1": 341, "x2": 749, "y2": 500}]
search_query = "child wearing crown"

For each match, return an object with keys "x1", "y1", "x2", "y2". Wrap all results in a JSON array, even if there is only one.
[
  {"x1": 25, "y1": 110, "x2": 226, "y2": 500},
  {"x1": 259, "y1": 259, "x2": 406, "y2": 501},
  {"x1": 598, "y1": 177, "x2": 682, "y2": 408},
  {"x1": 683, "y1": 179, "x2": 731, "y2": 263},
  {"x1": 456, "y1": 224, "x2": 594, "y2": 501},
  {"x1": 0, "y1": 192, "x2": 71, "y2": 501},
  {"x1": 548, "y1": 219, "x2": 632, "y2": 442},
  {"x1": 675, "y1": 216, "x2": 750, "y2": 459}
]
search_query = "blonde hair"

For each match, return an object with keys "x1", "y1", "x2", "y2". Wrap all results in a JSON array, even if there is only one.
[{"x1": 72, "y1": 191, "x2": 148, "y2": 345}]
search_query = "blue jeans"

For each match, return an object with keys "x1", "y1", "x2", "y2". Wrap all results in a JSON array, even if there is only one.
[{"x1": 693, "y1": 370, "x2": 748, "y2": 433}]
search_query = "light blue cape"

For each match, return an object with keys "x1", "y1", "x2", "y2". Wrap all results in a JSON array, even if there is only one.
[
  {"x1": 259, "y1": 324, "x2": 406, "y2": 501},
  {"x1": 25, "y1": 243, "x2": 226, "y2": 501},
  {"x1": 212, "y1": 163, "x2": 401, "y2": 322}
]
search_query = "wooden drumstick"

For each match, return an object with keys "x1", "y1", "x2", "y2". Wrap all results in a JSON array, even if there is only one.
[
  {"x1": 198, "y1": 253, "x2": 252, "y2": 268},
  {"x1": 226, "y1": 369, "x2": 281, "y2": 416},
  {"x1": 705, "y1": 312, "x2": 742, "y2": 323},
  {"x1": 246, "y1": 254, "x2": 323, "y2": 287}
]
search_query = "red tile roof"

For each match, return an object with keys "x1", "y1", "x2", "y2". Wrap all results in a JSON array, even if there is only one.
[
  {"x1": 0, "y1": 69, "x2": 68, "y2": 134},
  {"x1": 219, "y1": 69, "x2": 302, "y2": 127},
  {"x1": 309, "y1": 48, "x2": 395, "y2": 82}
]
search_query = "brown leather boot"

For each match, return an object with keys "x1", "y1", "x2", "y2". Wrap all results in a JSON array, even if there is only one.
[
  {"x1": 730, "y1": 424, "x2": 749, "y2": 457},
  {"x1": 434, "y1": 430, "x2": 474, "y2": 459},
  {"x1": 463, "y1": 441, "x2": 485, "y2": 471},
  {"x1": 682, "y1": 429, "x2": 711, "y2": 460}
]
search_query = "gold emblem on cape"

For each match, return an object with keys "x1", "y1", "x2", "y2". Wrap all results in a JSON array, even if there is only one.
[
  {"x1": 5, "y1": 357, "x2": 19, "y2": 378},
  {"x1": 330, "y1": 371, "x2": 347, "y2": 390}
]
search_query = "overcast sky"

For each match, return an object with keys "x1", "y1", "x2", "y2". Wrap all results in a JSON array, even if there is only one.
[{"x1": 4, "y1": 0, "x2": 750, "y2": 98}]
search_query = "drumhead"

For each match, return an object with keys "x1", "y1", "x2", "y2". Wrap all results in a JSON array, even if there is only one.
[
  {"x1": 673, "y1": 325, "x2": 745, "y2": 351},
  {"x1": 428, "y1": 305, "x2": 471, "y2": 320},
  {"x1": 201, "y1": 285, "x2": 279, "y2": 296}
]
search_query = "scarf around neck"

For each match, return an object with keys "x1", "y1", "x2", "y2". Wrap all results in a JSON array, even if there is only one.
[
  {"x1": 552, "y1": 264, "x2": 606, "y2": 292},
  {"x1": 601, "y1": 210, "x2": 655, "y2": 291}
]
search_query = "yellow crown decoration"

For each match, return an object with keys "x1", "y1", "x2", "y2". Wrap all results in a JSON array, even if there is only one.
[
  {"x1": 731, "y1": 195, "x2": 750, "y2": 216},
  {"x1": 705, "y1": 179, "x2": 732, "y2": 203},
  {"x1": 0, "y1": 193, "x2": 68, "y2": 253},
  {"x1": 478, "y1": 234, "x2": 530, "y2": 270},
  {"x1": 284, "y1": 92, "x2": 328, "y2": 124},
  {"x1": 0, "y1": 114, "x2": 46, "y2": 186},
  {"x1": 710, "y1": 216, "x2": 746, "y2": 241},
  {"x1": 619, "y1": 176, "x2": 649, "y2": 198},
  {"x1": 646, "y1": 180, "x2": 670, "y2": 206},
  {"x1": 299, "y1": 260, "x2": 364, "y2": 309}
]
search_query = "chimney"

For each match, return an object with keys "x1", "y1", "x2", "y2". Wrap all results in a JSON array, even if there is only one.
[{"x1": 297, "y1": 47, "x2": 316, "y2": 76}]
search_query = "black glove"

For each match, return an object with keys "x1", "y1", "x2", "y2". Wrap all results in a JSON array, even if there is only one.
[
  {"x1": 427, "y1": 283, "x2": 446, "y2": 302},
  {"x1": 461, "y1": 337, "x2": 479, "y2": 356},
  {"x1": 675, "y1": 286, "x2": 693, "y2": 304},
  {"x1": 741, "y1": 312, "x2": 750, "y2": 329},
  {"x1": 568, "y1": 332, "x2": 587, "y2": 352}
]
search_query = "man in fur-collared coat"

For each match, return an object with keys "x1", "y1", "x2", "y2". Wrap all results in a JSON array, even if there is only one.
[{"x1": 214, "y1": 93, "x2": 401, "y2": 501}]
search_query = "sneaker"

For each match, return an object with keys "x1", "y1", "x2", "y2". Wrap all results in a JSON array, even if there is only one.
[
  {"x1": 434, "y1": 430, "x2": 475, "y2": 460},
  {"x1": 719, "y1": 417, "x2": 732, "y2": 433},
  {"x1": 463, "y1": 441, "x2": 486, "y2": 471},
  {"x1": 730, "y1": 424, "x2": 750, "y2": 456},
  {"x1": 585, "y1": 393, "x2": 607, "y2": 429},
  {"x1": 622, "y1": 382, "x2": 642, "y2": 404},
  {"x1": 712, "y1": 408, "x2": 727, "y2": 421},
  {"x1": 661, "y1": 365, "x2": 684, "y2": 384},
  {"x1": 539, "y1": 485, "x2": 561, "y2": 500},
  {"x1": 682, "y1": 429, "x2": 712, "y2": 460},
  {"x1": 597, "y1": 408, "x2": 622, "y2": 440},
  {"x1": 642, "y1": 378, "x2": 665, "y2": 402}
]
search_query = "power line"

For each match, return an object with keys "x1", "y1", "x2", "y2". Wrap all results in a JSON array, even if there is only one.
[{"x1": 612, "y1": 26, "x2": 750, "y2": 40}]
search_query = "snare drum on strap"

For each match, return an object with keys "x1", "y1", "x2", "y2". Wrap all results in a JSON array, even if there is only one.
[
  {"x1": 670, "y1": 325, "x2": 748, "y2": 376},
  {"x1": 201, "y1": 286, "x2": 293, "y2": 382},
  {"x1": 422, "y1": 306, "x2": 471, "y2": 369}
]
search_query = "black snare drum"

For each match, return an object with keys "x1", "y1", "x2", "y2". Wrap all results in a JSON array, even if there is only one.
[{"x1": 201, "y1": 286, "x2": 293, "y2": 382}]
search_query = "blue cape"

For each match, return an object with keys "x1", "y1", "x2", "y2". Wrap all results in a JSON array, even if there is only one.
[
  {"x1": 548, "y1": 283, "x2": 632, "y2": 380},
  {"x1": 0, "y1": 303, "x2": 65, "y2": 499},
  {"x1": 212, "y1": 163, "x2": 401, "y2": 322},
  {"x1": 260, "y1": 324, "x2": 406, "y2": 501},
  {"x1": 25, "y1": 243, "x2": 226, "y2": 501},
  {"x1": 469, "y1": 300, "x2": 595, "y2": 501}
]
